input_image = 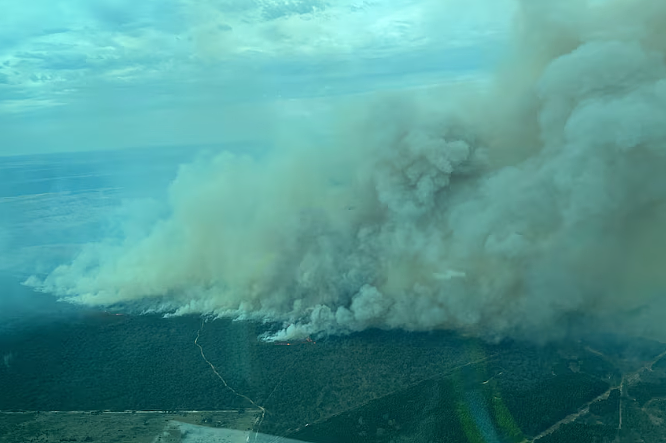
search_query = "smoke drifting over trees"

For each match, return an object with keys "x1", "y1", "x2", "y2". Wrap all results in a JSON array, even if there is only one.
[{"x1": 30, "y1": 0, "x2": 666, "y2": 342}]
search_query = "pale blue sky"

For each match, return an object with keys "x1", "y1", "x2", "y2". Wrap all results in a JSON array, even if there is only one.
[{"x1": 0, "y1": 0, "x2": 513, "y2": 156}]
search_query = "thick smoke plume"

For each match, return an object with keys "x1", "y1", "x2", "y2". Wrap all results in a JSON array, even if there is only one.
[{"x1": 29, "y1": 0, "x2": 666, "y2": 341}]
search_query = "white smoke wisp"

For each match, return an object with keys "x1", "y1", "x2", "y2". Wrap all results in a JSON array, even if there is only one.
[{"x1": 28, "y1": 0, "x2": 666, "y2": 342}]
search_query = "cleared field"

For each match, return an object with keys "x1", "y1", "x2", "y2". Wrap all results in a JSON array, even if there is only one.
[{"x1": 0, "y1": 410, "x2": 276, "y2": 443}]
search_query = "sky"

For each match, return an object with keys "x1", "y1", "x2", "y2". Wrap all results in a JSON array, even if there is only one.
[{"x1": 0, "y1": 0, "x2": 513, "y2": 156}]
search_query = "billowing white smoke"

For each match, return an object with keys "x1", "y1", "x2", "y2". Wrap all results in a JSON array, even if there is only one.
[{"x1": 29, "y1": 0, "x2": 666, "y2": 341}]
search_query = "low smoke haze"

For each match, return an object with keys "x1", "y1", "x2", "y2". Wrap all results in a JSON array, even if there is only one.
[{"x1": 20, "y1": 0, "x2": 666, "y2": 343}]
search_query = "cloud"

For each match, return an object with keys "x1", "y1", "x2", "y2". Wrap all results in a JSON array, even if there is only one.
[
  {"x1": 28, "y1": 0, "x2": 666, "y2": 343},
  {"x1": 17, "y1": 51, "x2": 89, "y2": 71},
  {"x1": 0, "y1": 0, "x2": 509, "y2": 155},
  {"x1": 185, "y1": 0, "x2": 479, "y2": 58},
  {"x1": 258, "y1": 0, "x2": 329, "y2": 21}
]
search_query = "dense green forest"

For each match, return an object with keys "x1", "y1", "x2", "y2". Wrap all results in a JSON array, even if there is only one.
[{"x1": 2, "y1": 313, "x2": 666, "y2": 442}]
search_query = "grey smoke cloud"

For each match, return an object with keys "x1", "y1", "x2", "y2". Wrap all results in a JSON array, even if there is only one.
[{"x1": 28, "y1": 0, "x2": 666, "y2": 341}]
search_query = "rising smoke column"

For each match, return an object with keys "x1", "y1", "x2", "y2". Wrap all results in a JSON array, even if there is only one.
[{"x1": 29, "y1": 0, "x2": 666, "y2": 341}]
